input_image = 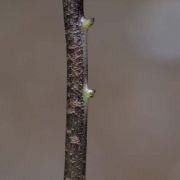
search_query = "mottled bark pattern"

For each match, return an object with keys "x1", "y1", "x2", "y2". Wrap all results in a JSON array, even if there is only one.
[{"x1": 63, "y1": 0, "x2": 92, "y2": 179}]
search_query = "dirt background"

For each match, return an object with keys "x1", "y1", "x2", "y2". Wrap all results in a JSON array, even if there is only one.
[{"x1": 0, "y1": 0, "x2": 180, "y2": 180}]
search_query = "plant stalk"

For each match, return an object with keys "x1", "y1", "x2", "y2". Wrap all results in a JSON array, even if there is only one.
[{"x1": 62, "y1": 0, "x2": 95, "y2": 179}]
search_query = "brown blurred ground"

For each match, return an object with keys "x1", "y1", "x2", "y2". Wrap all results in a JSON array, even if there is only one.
[{"x1": 0, "y1": 0, "x2": 180, "y2": 180}]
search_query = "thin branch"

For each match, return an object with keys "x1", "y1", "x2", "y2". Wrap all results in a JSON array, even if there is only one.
[{"x1": 62, "y1": 0, "x2": 95, "y2": 179}]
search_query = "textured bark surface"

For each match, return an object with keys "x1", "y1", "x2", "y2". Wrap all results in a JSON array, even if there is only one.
[{"x1": 62, "y1": 0, "x2": 94, "y2": 179}]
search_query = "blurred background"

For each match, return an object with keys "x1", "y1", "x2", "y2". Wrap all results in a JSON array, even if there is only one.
[{"x1": 0, "y1": 0, "x2": 180, "y2": 179}]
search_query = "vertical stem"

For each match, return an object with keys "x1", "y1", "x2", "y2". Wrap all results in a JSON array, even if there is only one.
[{"x1": 62, "y1": 0, "x2": 95, "y2": 179}]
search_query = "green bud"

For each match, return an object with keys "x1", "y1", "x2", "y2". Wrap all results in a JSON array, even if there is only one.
[
  {"x1": 83, "y1": 85, "x2": 96, "y2": 104},
  {"x1": 81, "y1": 17, "x2": 94, "y2": 30}
]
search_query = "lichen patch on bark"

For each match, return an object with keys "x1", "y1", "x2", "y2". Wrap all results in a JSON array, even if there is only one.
[{"x1": 70, "y1": 136, "x2": 80, "y2": 145}]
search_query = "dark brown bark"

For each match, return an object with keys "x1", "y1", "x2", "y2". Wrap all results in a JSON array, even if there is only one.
[{"x1": 62, "y1": 0, "x2": 95, "y2": 179}]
